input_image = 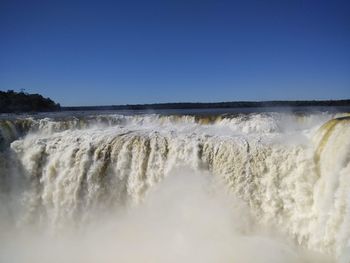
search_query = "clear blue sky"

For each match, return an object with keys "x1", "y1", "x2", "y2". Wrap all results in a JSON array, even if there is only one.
[{"x1": 1, "y1": 0, "x2": 349, "y2": 106}]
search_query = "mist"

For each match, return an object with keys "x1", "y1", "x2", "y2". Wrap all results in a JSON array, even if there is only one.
[{"x1": 0, "y1": 168, "x2": 330, "y2": 263}]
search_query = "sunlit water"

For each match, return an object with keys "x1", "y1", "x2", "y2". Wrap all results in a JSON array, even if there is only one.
[{"x1": 1, "y1": 109, "x2": 350, "y2": 262}]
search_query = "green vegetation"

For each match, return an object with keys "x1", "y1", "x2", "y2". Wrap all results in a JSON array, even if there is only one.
[
  {"x1": 64, "y1": 100, "x2": 350, "y2": 111},
  {"x1": 0, "y1": 90, "x2": 60, "y2": 113}
]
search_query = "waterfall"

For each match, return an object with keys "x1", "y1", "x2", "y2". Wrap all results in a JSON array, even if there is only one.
[{"x1": 0, "y1": 112, "x2": 349, "y2": 262}]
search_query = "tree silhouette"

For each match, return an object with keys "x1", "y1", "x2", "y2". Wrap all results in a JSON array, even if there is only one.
[{"x1": 0, "y1": 90, "x2": 61, "y2": 113}]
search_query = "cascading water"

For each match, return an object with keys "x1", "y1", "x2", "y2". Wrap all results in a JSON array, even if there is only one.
[{"x1": 0, "y1": 111, "x2": 349, "y2": 263}]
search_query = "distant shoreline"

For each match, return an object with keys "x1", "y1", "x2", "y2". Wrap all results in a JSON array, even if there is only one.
[
  {"x1": 0, "y1": 90, "x2": 60, "y2": 113},
  {"x1": 62, "y1": 100, "x2": 350, "y2": 111}
]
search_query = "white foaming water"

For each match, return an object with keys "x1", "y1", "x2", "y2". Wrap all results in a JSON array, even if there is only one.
[{"x1": 0, "y1": 112, "x2": 349, "y2": 262}]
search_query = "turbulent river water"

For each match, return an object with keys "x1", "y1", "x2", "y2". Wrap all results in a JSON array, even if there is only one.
[{"x1": 0, "y1": 110, "x2": 350, "y2": 263}]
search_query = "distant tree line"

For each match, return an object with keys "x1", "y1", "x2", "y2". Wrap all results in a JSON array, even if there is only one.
[
  {"x1": 0, "y1": 90, "x2": 61, "y2": 113},
  {"x1": 64, "y1": 99, "x2": 350, "y2": 111}
]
